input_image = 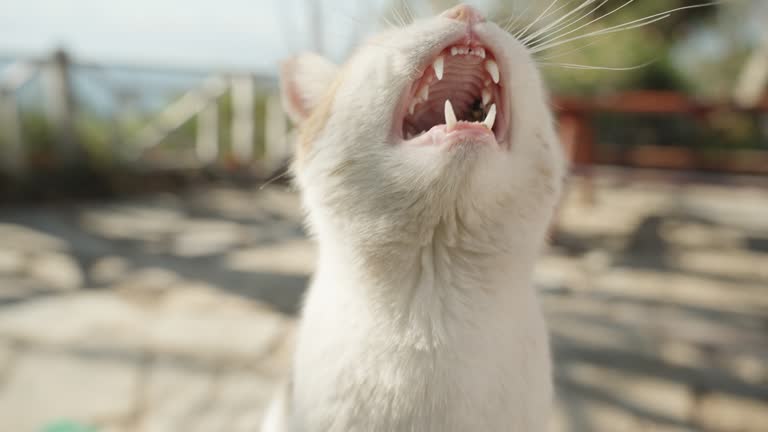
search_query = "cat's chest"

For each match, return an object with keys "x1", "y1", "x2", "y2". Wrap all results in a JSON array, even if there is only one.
[{"x1": 292, "y1": 301, "x2": 552, "y2": 432}]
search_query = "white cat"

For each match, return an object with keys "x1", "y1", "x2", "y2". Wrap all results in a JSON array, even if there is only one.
[{"x1": 264, "y1": 4, "x2": 567, "y2": 431}]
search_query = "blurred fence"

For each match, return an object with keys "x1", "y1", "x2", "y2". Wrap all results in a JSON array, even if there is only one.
[
  {"x1": 2, "y1": 49, "x2": 767, "y2": 188},
  {"x1": 558, "y1": 91, "x2": 768, "y2": 176},
  {"x1": 0, "y1": 50, "x2": 290, "y2": 180}
]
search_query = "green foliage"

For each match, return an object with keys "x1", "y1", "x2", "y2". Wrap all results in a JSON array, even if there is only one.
[
  {"x1": 490, "y1": 0, "x2": 725, "y2": 95},
  {"x1": 19, "y1": 110, "x2": 55, "y2": 162}
]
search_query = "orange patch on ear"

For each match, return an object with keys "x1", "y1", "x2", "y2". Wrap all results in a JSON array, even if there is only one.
[
  {"x1": 294, "y1": 74, "x2": 344, "y2": 169},
  {"x1": 280, "y1": 60, "x2": 311, "y2": 121}
]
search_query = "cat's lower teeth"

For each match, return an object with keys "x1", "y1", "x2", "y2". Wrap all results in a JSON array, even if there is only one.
[
  {"x1": 445, "y1": 100, "x2": 458, "y2": 131},
  {"x1": 404, "y1": 44, "x2": 502, "y2": 139},
  {"x1": 484, "y1": 104, "x2": 497, "y2": 130},
  {"x1": 442, "y1": 99, "x2": 496, "y2": 132}
]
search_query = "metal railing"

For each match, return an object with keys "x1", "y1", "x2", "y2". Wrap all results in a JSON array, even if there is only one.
[{"x1": 0, "y1": 49, "x2": 291, "y2": 178}]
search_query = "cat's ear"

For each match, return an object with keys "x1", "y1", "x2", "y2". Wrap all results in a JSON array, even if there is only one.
[{"x1": 279, "y1": 53, "x2": 339, "y2": 125}]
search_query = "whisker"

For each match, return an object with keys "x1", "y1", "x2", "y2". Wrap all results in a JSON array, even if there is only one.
[
  {"x1": 537, "y1": 60, "x2": 657, "y2": 71},
  {"x1": 504, "y1": 1, "x2": 538, "y2": 34},
  {"x1": 259, "y1": 169, "x2": 292, "y2": 190},
  {"x1": 402, "y1": 0, "x2": 416, "y2": 23},
  {"x1": 533, "y1": 39, "x2": 604, "y2": 61},
  {"x1": 531, "y1": 1, "x2": 718, "y2": 54},
  {"x1": 515, "y1": 0, "x2": 580, "y2": 40},
  {"x1": 525, "y1": 0, "x2": 611, "y2": 49},
  {"x1": 381, "y1": 16, "x2": 399, "y2": 29},
  {"x1": 392, "y1": 5, "x2": 409, "y2": 27},
  {"x1": 506, "y1": 0, "x2": 561, "y2": 35},
  {"x1": 523, "y1": 0, "x2": 608, "y2": 47},
  {"x1": 531, "y1": 0, "x2": 638, "y2": 49},
  {"x1": 515, "y1": 0, "x2": 562, "y2": 39},
  {"x1": 531, "y1": 13, "x2": 669, "y2": 53},
  {"x1": 497, "y1": 0, "x2": 522, "y2": 32},
  {"x1": 498, "y1": 13, "x2": 516, "y2": 33}
]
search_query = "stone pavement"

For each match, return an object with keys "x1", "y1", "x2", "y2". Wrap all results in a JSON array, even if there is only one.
[{"x1": 0, "y1": 172, "x2": 766, "y2": 432}]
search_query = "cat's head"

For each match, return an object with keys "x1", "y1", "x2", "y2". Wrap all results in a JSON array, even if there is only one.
[{"x1": 280, "y1": 4, "x2": 566, "y2": 247}]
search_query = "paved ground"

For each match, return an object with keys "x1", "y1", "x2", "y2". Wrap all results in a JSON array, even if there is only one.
[{"x1": 0, "y1": 171, "x2": 766, "y2": 432}]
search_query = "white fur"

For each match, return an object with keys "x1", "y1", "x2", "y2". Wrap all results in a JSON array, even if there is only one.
[{"x1": 267, "y1": 10, "x2": 567, "y2": 432}]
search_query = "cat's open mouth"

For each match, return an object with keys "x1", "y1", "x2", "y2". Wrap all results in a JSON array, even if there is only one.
[{"x1": 399, "y1": 42, "x2": 505, "y2": 146}]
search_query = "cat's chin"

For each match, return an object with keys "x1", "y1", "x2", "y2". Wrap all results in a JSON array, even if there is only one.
[{"x1": 399, "y1": 122, "x2": 500, "y2": 150}]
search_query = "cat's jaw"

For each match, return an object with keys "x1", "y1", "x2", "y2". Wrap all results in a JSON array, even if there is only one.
[{"x1": 395, "y1": 32, "x2": 510, "y2": 149}]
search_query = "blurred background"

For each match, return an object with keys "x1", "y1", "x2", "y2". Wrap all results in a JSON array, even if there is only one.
[{"x1": 0, "y1": 0, "x2": 766, "y2": 431}]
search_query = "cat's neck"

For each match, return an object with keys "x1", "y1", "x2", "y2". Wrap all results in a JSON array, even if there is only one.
[
  {"x1": 311, "y1": 224, "x2": 539, "y2": 352},
  {"x1": 313, "y1": 213, "x2": 541, "y2": 314}
]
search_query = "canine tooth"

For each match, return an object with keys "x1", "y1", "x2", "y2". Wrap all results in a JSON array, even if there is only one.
[
  {"x1": 485, "y1": 60, "x2": 499, "y2": 84},
  {"x1": 451, "y1": 47, "x2": 458, "y2": 56},
  {"x1": 409, "y1": 101, "x2": 416, "y2": 115},
  {"x1": 418, "y1": 85, "x2": 430, "y2": 101},
  {"x1": 433, "y1": 56, "x2": 444, "y2": 80},
  {"x1": 444, "y1": 99, "x2": 457, "y2": 131},
  {"x1": 482, "y1": 88, "x2": 491, "y2": 106},
  {"x1": 483, "y1": 104, "x2": 496, "y2": 130}
]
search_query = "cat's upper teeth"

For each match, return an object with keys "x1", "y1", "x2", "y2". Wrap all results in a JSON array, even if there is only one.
[
  {"x1": 448, "y1": 45, "x2": 487, "y2": 58},
  {"x1": 433, "y1": 56, "x2": 444, "y2": 81},
  {"x1": 404, "y1": 44, "x2": 501, "y2": 137},
  {"x1": 485, "y1": 60, "x2": 499, "y2": 84}
]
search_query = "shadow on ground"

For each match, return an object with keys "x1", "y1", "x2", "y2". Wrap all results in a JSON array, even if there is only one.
[
  {"x1": 0, "y1": 177, "x2": 766, "y2": 431},
  {"x1": 0, "y1": 186, "x2": 309, "y2": 314},
  {"x1": 544, "y1": 179, "x2": 768, "y2": 431}
]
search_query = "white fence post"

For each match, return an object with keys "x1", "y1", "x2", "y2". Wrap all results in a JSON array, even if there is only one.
[
  {"x1": 231, "y1": 75, "x2": 255, "y2": 163},
  {"x1": 264, "y1": 92, "x2": 289, "y2": 169},
  {"x1": 196, "y1": 101, "x2": 219, "y2": 164},
  {"x1": 734, "y1": 40, "x2": 768, "y2": 108},
  {"x1": 131, "y1": 76, "x2": 227, "y2": 157}
]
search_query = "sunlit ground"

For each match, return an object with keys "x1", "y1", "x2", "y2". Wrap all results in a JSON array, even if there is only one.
[{"x1": 0, "y1": 169, "x2": 766, "y2": 432}]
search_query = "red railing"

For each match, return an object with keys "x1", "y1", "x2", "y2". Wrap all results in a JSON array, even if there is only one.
[{"x1": 555, "y1": 91, "x2": 768, "y2": 175}]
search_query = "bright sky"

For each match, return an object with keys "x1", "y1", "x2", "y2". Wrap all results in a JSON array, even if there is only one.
[
  {"x1": 4, "y1": 0, "x2": 756, "y2": 75},
  {"x1": 0, "y1": 0, "x2": 395, "y2": 72}
]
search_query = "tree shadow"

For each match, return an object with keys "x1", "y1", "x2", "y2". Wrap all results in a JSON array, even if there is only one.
[
  {"x1": 746, "y1": 236, "x2": 768, "y2": 254},
  {"x1": 546, "y1": 201, "x2": 768, "y2": 430},
  {"x1": 0, "y1": 189, "x2": 310, "y2": 315},
  {"x1": 2, "y1": 185, "x2": 767, "y2": 431}
]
